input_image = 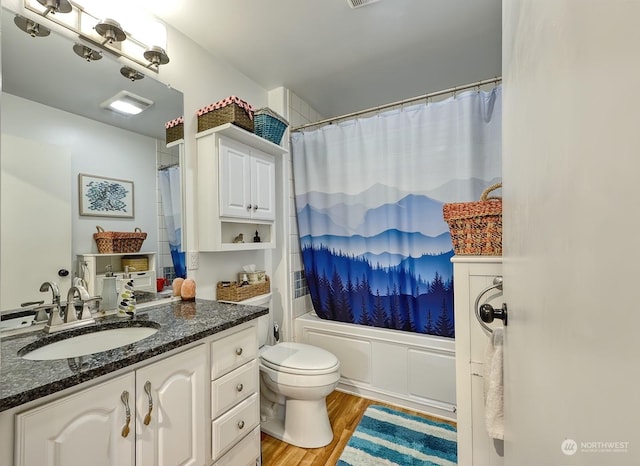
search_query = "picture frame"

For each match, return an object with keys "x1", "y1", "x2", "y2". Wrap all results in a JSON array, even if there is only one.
[{"x1": 79, "y1": 173, "x2": 134, "y2": 218}]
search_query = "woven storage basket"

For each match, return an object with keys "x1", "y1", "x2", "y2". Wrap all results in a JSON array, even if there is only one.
[
  {"x1": 254, "y1": 108, "x2": 289, "y2": 145},
  {"x1": 165, "y1": 116, "x2": 184, "y2": 144},
  {"x1": 442, "y1": 183, "x2": 502, "y2": 255},
  {"x1": 93, "y1": 226, "x2": 147, "y2": 254},
  {"x1": 121, "y1": 256, "x2": 149, "y2": 271},
  {"x1": 197, "y1": 96, "x2": 254, "y2": 133},
  {"x1": 216, "y1": 276, "x2": 270, "y2": 302}
]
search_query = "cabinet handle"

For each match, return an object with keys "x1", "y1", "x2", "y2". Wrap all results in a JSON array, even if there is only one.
[
  {"x1": 235, "y1": 347, "x2": 243, "y2": 356},
  {"x1": 120, "y1": 391, "x2": 131, "y2": 438},
  {"x1": 143, "y1": 381, "x2": 153, "y2": 426},
  {"x1": 236, "y1": 383, "x2": 244, "y2": 392},
  {"x1": 237, "y1": 420, "x2": 245, "y2": 430},
  {"x1": 246, "y1": 204, "x2": 253, "y2": 211},
  {"x1": 252, "y1": 205, "x2": 258, "y2": 211}
]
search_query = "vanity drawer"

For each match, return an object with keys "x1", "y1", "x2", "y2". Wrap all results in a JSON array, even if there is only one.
[
  {"x1": 211, "y1": 359, "x2": 258, "y2": 418},
  {"x1": 211, "y1": 326, "x2": 258, "y2": 379},
  {"x1": 213, "y1": 425, "x2": 260, "y2": 466},
  {"x1": 211, "y1": 392, "x2": 259, "y2": 461}
]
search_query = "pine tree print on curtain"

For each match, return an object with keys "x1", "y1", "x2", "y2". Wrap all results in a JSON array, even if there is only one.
[{"x1": 291, "y1": 87, "x2": 502, "y2": 338}]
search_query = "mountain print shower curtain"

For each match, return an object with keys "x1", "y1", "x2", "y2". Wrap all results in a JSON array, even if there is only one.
[{"x1": 291, "y1": 86, "x2": 502, "y2": 338}]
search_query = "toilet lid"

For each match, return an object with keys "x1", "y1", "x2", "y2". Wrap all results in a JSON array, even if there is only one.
[{"x1": 260, "y1": 342, "x2": 339, "y2": 373}]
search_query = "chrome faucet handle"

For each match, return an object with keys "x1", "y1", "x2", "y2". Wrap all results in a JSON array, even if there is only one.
[
  {"x1": 31, "y1": 303, "x2": 55, "y2": 324},
  {"x1": 81, "y1": 296, "x2": 102, "y2": 319}
]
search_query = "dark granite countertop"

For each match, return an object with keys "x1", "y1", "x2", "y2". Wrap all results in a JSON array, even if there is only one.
[{"x1": 0, "y1": 298, "x2": 267, "y2": 412}]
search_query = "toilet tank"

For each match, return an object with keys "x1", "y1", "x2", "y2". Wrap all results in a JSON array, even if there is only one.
[{"x1": 235, "y1": 292, "x2": 272, "y2": 347}]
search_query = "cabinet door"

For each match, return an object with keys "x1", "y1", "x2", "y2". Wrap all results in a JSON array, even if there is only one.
[
  {"x1": 250, "y1": 150, "x2": 275, "y2": 221},
  {"x1": 136, "y1": 344, "x2": 207, "y2": 466},
  {"x1": 15, "y1": 373, "x2": 135, "y2": 466},
  {"x1": 219, "y1": 137, "x2": 251, "y2": 219}
]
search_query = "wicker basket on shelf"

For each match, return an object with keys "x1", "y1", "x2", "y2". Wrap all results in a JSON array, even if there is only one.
[
  {"x1": 254, "y1": 108, "x2": 289, "y2": 145},
  {"x1": 216, "y1": 277, "x2": 270, "y2": 302},
  {"x1": 93, "y1": 226, "x2": 147, "y2": 254},
  {"x1": 165, "y1": 116, "x2": 184, "y2": 144},
  {"x1": 197, "y1": 96, "x2": 254, "y2": 133},
  {"x1": 442, "y1": 183, "x2": 502, "y2": 255}
]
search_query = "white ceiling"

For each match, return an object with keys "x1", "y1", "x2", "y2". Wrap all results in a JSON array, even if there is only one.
[{"x1": 150, "y1": 0, "x2": 502, "y2": 119}]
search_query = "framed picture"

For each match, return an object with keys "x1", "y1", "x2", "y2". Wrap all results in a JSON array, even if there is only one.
[{"x1": 79, "y1": 173, "x2": 134, "y2": 218}]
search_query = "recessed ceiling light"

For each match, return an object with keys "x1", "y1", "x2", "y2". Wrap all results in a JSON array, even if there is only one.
[{"x1": 100, "y1": 90, "x2": 153, "y2": 116}]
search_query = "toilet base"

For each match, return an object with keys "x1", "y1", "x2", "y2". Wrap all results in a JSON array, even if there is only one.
[{"x1": 260, "y1": 397, "x2": 334, "y2": 448}]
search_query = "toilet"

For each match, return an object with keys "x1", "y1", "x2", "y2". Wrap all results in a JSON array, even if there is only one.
[{"x1": 238, "y1": 293, "x2": 340, "y2": 448}]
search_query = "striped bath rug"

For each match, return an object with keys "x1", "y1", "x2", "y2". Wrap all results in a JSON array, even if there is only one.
[{"x1": 337, "y1": 405, "x2": 457, "y2": 466}]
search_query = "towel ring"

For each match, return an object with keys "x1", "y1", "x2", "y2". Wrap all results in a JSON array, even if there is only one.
[{"x1": 474, "y1": 277, "x2": 503, "y2": 334}]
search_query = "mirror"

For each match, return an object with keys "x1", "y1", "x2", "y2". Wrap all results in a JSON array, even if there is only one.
[{"x1": 1, "y1": 6, "x2": 184, "y2": 311}]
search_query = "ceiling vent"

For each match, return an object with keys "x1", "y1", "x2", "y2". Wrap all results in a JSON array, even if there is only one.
[{"x1": 347, "y1": 0, "x2": 381, "y2": 9}]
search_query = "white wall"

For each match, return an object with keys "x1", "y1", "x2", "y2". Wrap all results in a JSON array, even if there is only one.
[{"x1": 1, "y1": 93, "x2": 158, "y2": 261}]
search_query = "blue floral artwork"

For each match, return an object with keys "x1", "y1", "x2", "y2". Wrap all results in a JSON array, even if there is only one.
[{"x1": 79, "y1": 174, "x2": 134, "y2": 218}]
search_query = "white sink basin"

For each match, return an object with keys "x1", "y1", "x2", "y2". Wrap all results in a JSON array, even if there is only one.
[{"x1": 20, "y1": 323, "x2": 159, "y2": 361}]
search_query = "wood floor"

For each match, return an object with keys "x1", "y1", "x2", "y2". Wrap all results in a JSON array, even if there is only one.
[{"x1": 260, "y1": 391, "x2": 456, "y2": 466}]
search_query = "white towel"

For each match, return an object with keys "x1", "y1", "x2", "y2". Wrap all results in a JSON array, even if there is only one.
[{"x1": 484, "y1": 327, "x2": 504, "y2": 440}]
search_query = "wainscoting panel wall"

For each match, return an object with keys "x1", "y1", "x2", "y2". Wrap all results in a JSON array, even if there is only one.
[{"x1": 295, "y1": 313, "x2": 456, "y2": 421}]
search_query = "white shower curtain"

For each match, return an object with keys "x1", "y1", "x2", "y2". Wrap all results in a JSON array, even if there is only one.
[
  {"x1": 158, "y1": 166, "x2": 185, "y2": 278},
  {"x1": 291, "y1": 86, "x2": 502, "y2": 337}
]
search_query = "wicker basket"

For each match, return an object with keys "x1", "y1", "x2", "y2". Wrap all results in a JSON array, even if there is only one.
[
  {"x1": 254, "y1": 108, "x2": 288, "y2": 145},
  {"x1": 93, "y1": 226, "x2": 147, "y2": 254},
  {"x1": 197, "y1": 96, "x2": 254, "y2": 133},
  {"x1": 121, "y1": 256, "x2": 149, "y2": 271},
  {"x1": 442, "y1": 183, "x2": 502, "y2": 255},
  {"x1": 165, "y1": 116, "x2": 184, "y2": 144},
  {"x1": 216, "y1": 277, "x2": 270, "y2": 302}
]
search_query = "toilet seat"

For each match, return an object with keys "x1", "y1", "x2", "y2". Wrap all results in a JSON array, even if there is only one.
[{"x1": 260, "y1": 342, "x2": 339, "y2": 376}]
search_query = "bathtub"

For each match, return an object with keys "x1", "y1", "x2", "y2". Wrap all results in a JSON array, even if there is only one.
[{"x1": 294, "y1": 312, "x2": 456, "y2": 421}]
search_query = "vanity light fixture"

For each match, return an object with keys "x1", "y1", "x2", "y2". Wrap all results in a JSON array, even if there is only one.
[
  {"x1": 100, "y1": 90, "x2": 154, "y2": 116},
  {"x1": 95, "y1": 18, "x2": 126, "y2": 44},
  {"x1": 14, "y1": 15, "x2": 51, "y2": 37},
  {"x1": 120, "y1": 66, "x2": 145, "y2": 82},
  {"x1": 143, "y1": 45, "x2": 170, "y2": 67},
  {"x1": 36, "y1": 0, "x2": 72, "y2": 16},
  {"x1": 72, "y1": 43, "x2": 103, "y2": 61},
  {"x1": 24, "y1": 0, "x2": 171, "y2": 73}
]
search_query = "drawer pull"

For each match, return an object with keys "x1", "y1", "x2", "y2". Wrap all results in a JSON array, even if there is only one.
[
  {"x1": 237, "y1": 420, "x2": 245, "y2": 430},
  {"x1": 143, "y1": 380, "x2": 153, "y2": 426},
  {"x1": 236, "y1": 383, "x2": 244, "y2": 392},
  {"x1": 235, "y1": 347, "x2": 243, "y2": 356},
  {"x1": 120, "y1": 391, "x2": 131, "y2": 438}
]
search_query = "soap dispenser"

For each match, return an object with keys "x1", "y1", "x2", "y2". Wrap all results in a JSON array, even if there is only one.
[{"x1": 101, "y1": 265, "x2": 118, "y2": 312}]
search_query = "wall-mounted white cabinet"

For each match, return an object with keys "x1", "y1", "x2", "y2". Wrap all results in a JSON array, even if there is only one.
[{"x1": 196, "y1": 123, "x2": 287, "y2": 252}]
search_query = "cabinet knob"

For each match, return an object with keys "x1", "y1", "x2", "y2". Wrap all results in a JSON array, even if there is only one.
[
  {"x1": 252, "y1": 205, "x2": 258, "y2": 211},
  {"x1": 236, "y1": 383, "x2": 244, "y2": 392},
  {"x1": 246, "y1": 204, "x2": 253, "y2": 211},
  {"x1": 235, "y1": 347, "x2": 243, "y2": 356},
  {"x1": 237, "y1": 420, "x2": 245, "y2": 430}
]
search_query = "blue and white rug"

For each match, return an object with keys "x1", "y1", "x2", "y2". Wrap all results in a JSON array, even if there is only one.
[{"x1": 337, "y1": 405, "x2": 457, "y2": 466}]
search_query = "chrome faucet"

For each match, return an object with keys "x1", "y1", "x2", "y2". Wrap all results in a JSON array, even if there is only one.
[
  {"x1": 40, "y1": 281, "x2": 61, "y2": 305},
  {"x1": 41, "y1": 286, "x2": 96, "y2": 333}
]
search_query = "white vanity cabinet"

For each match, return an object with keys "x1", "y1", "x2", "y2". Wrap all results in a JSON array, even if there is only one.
[
  {"x1": 197, "y1": 123, "x2": 287, "y2": 251},
  {"x1": 210, "y1": 325, "x2": 260, "y2": 465},
  {"x1": 14, "y1": 373, "x2": 136, "y2": 466},
  {"x1": 135, "y1": 344, "x2": 207, "y2": 466},
  {"x1": 14, "y1": 344, "x2": 207, "y2": 466},
  {"x1": 452, "y1": 257, "x2": 504, "y2": 466}
]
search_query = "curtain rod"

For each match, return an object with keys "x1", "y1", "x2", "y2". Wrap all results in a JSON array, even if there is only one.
[{"x1": 291, "y1": 76, "x2": 502, "y2": 132}]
